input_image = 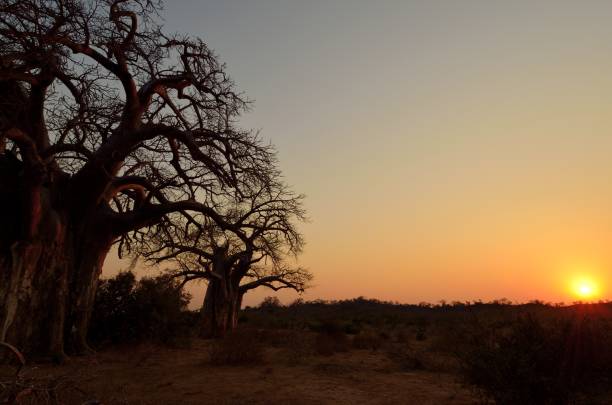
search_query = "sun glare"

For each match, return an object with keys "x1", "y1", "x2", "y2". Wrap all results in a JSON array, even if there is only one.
[{"x1": 571, "y1": 278, "x2": 600, "y2": 300}]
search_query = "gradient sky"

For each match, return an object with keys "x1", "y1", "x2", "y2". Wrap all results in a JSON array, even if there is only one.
[{"x1": 105, "y1": 0, "x2": 612, "y2": 307}]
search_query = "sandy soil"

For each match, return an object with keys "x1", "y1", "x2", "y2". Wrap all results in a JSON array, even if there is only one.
[{"x1": 2, "y1": 340, "x2": 478, "y2": 404}]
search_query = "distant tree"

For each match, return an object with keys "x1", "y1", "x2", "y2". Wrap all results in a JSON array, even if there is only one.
[
  {"x1": 259, "y1": 296, "x2": 282, "y2": 310},
  {"x1": 144, "y1": 180, "x2": 311, "y2": 338},
  {"x1": 0, "y1": 0, "x2": 273, "y2": 359},
  {"x1": 289, "y1": 297, "x2": 305, "y2": 307}
]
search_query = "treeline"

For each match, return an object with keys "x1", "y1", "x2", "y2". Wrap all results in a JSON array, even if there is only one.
[
  {"x1": 88, "y1": 272, "x2": 612, "y2": 348},
  {"x1": 244, "y1": 296, "x2": 612, "y2": 322},
  {"x1": 254, "y1": 295, "x2": 612, "y2": 309},
  {"x1": 241, "y1": 296, "x2": 612, "y2": 336}
]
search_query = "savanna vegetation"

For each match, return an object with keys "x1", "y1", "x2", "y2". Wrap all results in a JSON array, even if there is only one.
[
  {"x1": 240, "y1": 297, "x2": 612, "y2": 404},
  {"x1": 3, "y1": 289, "x2": 612, "y2": 404}
]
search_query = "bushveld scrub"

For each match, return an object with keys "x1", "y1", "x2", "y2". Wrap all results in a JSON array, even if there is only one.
[
  {"x1": 86, "y1": 293, "x2": 612, "y2": 402},
  {"x1": 309, "y1": 320, "x2": 351, "y2": 356},
  {"x1": 352, "y1": 331, "x2": 384, "y2": 351},
  {"x1": 88, "y1": 272, "x2": 194, "y2": 348},
  {"x1": 385, "y1": 344, "x2": 425, "y2": 371},
  {"x1": 314, "y1": 332, "x2": 350, "y2": 356},
  {"x1": 241, "y1": 297, "x2": 612, "y2": 401},
  {"x1": 2, "y1": 296, "x2": 610, "y2": 404},
  {"x1": 459, "y1": 313, "x2": 612, "y2": 405}
]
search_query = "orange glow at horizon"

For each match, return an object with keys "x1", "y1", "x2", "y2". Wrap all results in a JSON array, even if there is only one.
[
  {"x1": 569, "y1": 276, "x2": 602, "y2": 301},
  {"x1": 101, "y1": 2, "x2": 612, "y2": 307}
]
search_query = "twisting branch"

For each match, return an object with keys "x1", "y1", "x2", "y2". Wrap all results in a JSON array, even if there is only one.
[
  {"x1": 0, "y1": 0, "x2": 277, "y2": 241},
  {"x1": 139, "y1": 168, "x2": 310, "y2": 300}
]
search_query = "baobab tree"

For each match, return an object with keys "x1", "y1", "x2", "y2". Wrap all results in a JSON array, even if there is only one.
[
  {"x1": 144, "y1": 180, "x2": 311, "y2": 337},
  {"x1": 0, "y1": 0, "x2": 275, "y2": 360}
]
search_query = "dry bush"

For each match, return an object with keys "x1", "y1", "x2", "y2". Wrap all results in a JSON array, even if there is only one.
[
  {"x1": 415, "y1": 325, "x2": 427, "y2": 341},
  {"x1": 246, "y1": 328, "x2": 314, "y2": 364},
  {"x1": 208, "y1": 330, "x2": 265, "y2": 366},
  {"x1": 352, "y1": 332, "x2": 383, "y2": 351},
  {"x1": 282, "y1": 332, "x2": 314, "y2": 365},
  {"x1": 427, "y1": 323, "x2": 466, "y2": 354},
  {"x1": 253, "y1": 329, "x2": 305, "y2": 348},
  {"x1": 314, "y1": 334, "x2": 335, "y2": 356},
  {"x1": 459, "y1": 314, "x2": 612, "y2": 405},
  {"x1": 314, "y1": 332, "x2": 349, "y2": 356},
  {"x1": 312, "y1": 362, "x2": 354, "y2": 375},
  {"x1": 89, "y1": 272, "x2": 194, "y2": 349},
  {"x1": 385, "y1": 343, "x2": 425, "y2": 371},
  {"x1": 308, "y1": 319, "x2": 351, "y2": 356},
  {"x1": 393, "y1": 328, "x2": 410, "y2": 343}
]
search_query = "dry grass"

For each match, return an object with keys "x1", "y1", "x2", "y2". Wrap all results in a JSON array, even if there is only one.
[
  {"x1": 314, "y1": 332, "x2": 350, "y2": 356},
  {"x1": 208, "y1": 330, "x2": 264, "y2": 366},
  {"x1": 0, "y1": 342, "x2": 96, "y2": 404},
  {"x1": 7, "y1": 303, "x2": 612, "y2": 404},
  {"x1": 2, "y1": 337, "x2": 477, "y2": 405},
  {"x1": 352, "y1": 332, "x2": 383, "y2": 351}
]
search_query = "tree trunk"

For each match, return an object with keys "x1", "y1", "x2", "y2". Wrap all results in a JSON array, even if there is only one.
[
  {"x1": 0, "y1": 216, "x2": 114, "y2": 360},
  {"x1": 66, "y1": 226, "x2": 113, "y2": 355},
  {"x1": 0, "y1": 198, "x2": 71, "y2": 362},
  {"x1": 0, "y1": 157, "x2": 114, "y2": 360},
  {"x1": 0, "y1": 83, "x2": 118, "y2": 360},
  {"x1": 199, "y1": 277, "x2": 229, "y2": 338},
  {"x1": 228, "y1": 292, "x2": 243, "y2": 330},
  {"x1": 199, "y1": 277, "x2": 242, "y2": 338}
]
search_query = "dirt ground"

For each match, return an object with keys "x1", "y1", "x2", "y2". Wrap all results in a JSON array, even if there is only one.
[{"x1": 2, "y1": 339, "x2": 478, "y2": 404}]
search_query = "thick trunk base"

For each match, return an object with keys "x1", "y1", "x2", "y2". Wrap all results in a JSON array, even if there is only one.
[
  {"x1": 0, "y1": 236, "x2": 69, "y2": 362},
  {"x1": 66, "y1": 232, "x2": 112, "y2": 356},
  {"x1": 0, "y1": 208, "x2": 111, "y2": 360},
  {"x1": 199, "y1": 278, "x2": 242, "y2": 338}
]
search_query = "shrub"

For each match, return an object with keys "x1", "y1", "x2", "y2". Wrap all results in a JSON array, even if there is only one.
[
  {"x1": 415, "y1": 325, "x2": 427, "y2": 341},
  {"x1": 314, "y1": 331, "x2": 349, "y2": 356},
  {"x1": 209, "y1": 330, "x2": 264, "y2": 366},
  {"x1": 312, "y1": 319, "x2": 343, "y2": 335},
  {"x1": 259, "y1": 296, "x2": 282, "y2": 311},
  {"x1": 342, "y1": 321, "x2": 362, "y2": 335},
  {"x1": 88, "y1": 271, "x2": 139, "y2": 344},
  {"x1": 459, "y1": 314, "x2": 612, "y2": 405},
  {"x1": 393, "y1": 328, "x2": 409, "y2": 343},
  {"x1": 253, "y1": 329, "x2": 306, "y2": 348},
  {"x1": 314, "y1": 334, "x2": 336, "y2": 356},
  {"x1": 284, "y1": 333, "x2": 313, "y2": 364},
  {"x1": 414, "y1": 317, "x2": 429, "y2": 341},
  {"x1": 311, "y1": 320, "x2": 352, "y2": 356},
  {"x1": 88, "y1": 271, "x2": 193, "y2": 347},
  {"x1": 132, "y1": 275, "x2": 193, "y2": 344},
  {"x1": 352, "y1": 332, "x2": 383, "y2": 351},
  {"x1": 386, "y1": 344, "x2": 425, "y2": 371}
]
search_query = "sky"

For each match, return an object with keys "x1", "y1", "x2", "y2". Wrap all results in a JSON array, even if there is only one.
[{"x1": 105, "y1": 0, "x2": 612, "y2": 307}]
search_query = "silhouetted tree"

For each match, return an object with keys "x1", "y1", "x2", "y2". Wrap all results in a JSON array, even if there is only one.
[
  {"x1": 259, "y1": 296, "x2": 282, "y2": 310},
  {"x1": 144, "y1": 180, "x2": 310, "y2": 337},
  {"x1": 0, "y1": 0, "x2": 273, "y2": 359}
]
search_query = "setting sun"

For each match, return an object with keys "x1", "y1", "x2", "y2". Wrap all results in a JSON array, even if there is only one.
[{"x1": 571, "y1": 278, "x2": 600, "y2": 300}]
